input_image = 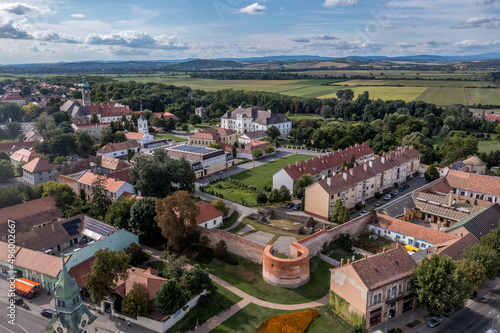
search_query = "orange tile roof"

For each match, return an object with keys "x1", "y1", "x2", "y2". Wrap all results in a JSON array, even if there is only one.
[
  {"x1": 87, "y1": 103, "x2": 134, "y2": 117},
  {"x1": 2, "y1": 93, "x2": 25, "y2": 101},
  {"x1": 114, "y1": 267, "x2": 167, "y2": 300},
  {"x1": 190, "y1": 132, "x2": 216, "y2": 140},
  {"x1": 125, "y1": 132, "x2": 145, "y2": 140},
  {"x1": 446, "y1": 170, "x2": 500, "y2": 197},
  {"x1": 100, "y1": 156, "x2": 130, "y2": 171},
  {"x1": 14, "y1": 246, "x2": 70, "y2": 278},
  {"x1": 69, "y1": 257, "x2": 95, "y2": 288},
  {"x1": 195, "y1": 201, "x2": 224, "y2": 224},
  {"x1": 97, "y1": 140, "x2": 140, "y2": 154},
  {"x1": 10, "y1": 148, "x2": 38, "y2": 163},
  {"x1": 77, "y1": 171, "x2": 127, "y2": 192},
  {"x1": 22, "y1": 157, "x2": 56, "y2": 173},
  {"x1": 0, "y1": 196, "x2": 60, "y2": 225},
  {"x1": 376, "y1": 214, "x2": 457, "y2": 244},
  {"x1": 345, "y1": 247, "x2": 415, "y2": 290},
  {"x1": 431, "y1": 233, "x2": 478, "y2": 260}
]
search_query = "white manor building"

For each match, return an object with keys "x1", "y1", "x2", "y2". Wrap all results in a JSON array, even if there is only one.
[{"x1": 220, "y1": 106, "x2": 292, "y2": 136}]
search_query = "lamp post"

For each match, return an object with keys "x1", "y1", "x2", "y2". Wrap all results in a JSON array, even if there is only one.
[
  {"x1": 384, "y1": 310, "x2": 392, "y2": 333},
  {"x1": 489, "y1": 310, "x2": 500, "y2": 330}
]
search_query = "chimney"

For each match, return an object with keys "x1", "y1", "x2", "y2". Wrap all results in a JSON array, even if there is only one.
[
  {"x1": 381, "y1": 157, "x2": 385, "y2": 164},
  {"x1": 322, "y1": 174, "x2": 325, "y2": 180},
  {"x1": 369, "y1": 160, "x2": 373, "y2": 168},
  {"x1": 347, "y1": 259, "x2": 350, "y2": 265},
  {"x1": 447, "y1": 190, "x2": 454, "y2": 207},
  {"x1": 349, "y1": 168, "x2": 354, "y2": 176},
  {"x1": 396, "y1": 244, "x2": 399, "y2": 248},
  {"x1": 364, "y1": 254, "x2": 368, "y2": 259},
  {"x1": 327, "y1": 177, "x2": 331, "y2": 186},
  {"x1": 343, "y1": 172, "x2": 347, "y2": 181},
  {"x1": 340, "y1": 259, "x2": 344, "y2": 266},
  {"x1": 382, "y1": 247, "x2": 386, "y2": 253},
  {"x1": 131, "y1": 267, "x2": 135, "y2": 272},
  {"x1": 363, "y1": 163, "x2": 368, "y2": 172},
  {"x1": 52, "y1": 224, "x2": 55, "y2": 233}
]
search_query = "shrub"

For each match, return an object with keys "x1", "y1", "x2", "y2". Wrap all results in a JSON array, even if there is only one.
[
  {"x1": 214, "y1": 240, "x2": 228, "y2": 259},
  {"x1": 195, "y1": 247, "x2": 214, "y2": 264},
  {"x1": 222, "y1": 253, "x2": 239, "y2": 265}
]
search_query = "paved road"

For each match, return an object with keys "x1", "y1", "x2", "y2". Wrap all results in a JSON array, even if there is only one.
[
  {"x1": 0, "y1": 177, "x2": 23, "y2": 188},
  {"x1": 0, "y1": 298, "x2": 49, "y2": 333}
]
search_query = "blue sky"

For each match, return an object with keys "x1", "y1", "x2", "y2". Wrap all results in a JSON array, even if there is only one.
[{"x1": 0, "y1": 0, "x2": 499, "y2": 64}]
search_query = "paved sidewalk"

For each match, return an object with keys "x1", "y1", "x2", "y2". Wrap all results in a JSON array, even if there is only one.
[{"x1": 188, "y1": 299, "x2": 251, "y2": 333}]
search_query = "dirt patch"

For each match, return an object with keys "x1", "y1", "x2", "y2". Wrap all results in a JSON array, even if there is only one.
[{"x1": 269, "y1": 219, "x2": 300, "y2": 230}]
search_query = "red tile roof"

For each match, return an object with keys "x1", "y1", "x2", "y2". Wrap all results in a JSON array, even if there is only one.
[
  {"x1": 9, "y1": 148, "x2": 38, "y2": 163},
  {"x1": 446, "y1": 170, "x2": 500, "y2": 197},
  {"x1": 2, "y1": 93, "x2": 25, "y2": 101},
  {"x1": 190, "y1": 132, "x2": 216, "y2": 140},
  {"x1": 100, "y1": 156, "x2": 130, "y2": 172},
  {"x1": 13, "y1": 245, "x2": 70, "y2": 278},
  {"x1": 149, "y1": 112, "x2": 180, "y2": 121},
  {"x1": 0, "y1": 196, "x2": 60, "y2": 225},
  {"x1": 114, "y1": 267, "x2": 167, "y2": 300},
  {"x1": 431, "y1": 233, "x2": 478, "y2": 260},
  {"x1": 125, "y1": 132, "x2": 145, "y2": 140},
  {"x1": 376, "y1": 215, "x2": 457, "y2": 244},
  {"x1": 87, "y1": 103, "x2": 134, "y2": 118},
  {"x1": 69, "y1": 257, "x2": 95, "y2": 288},
  {"x1": 344, "y1": 246, "x2": 415, "y2": 290},
  {"x1": 96, "y1": 140, "x2": 140, "y2": 154},
  {"x1": 78, "y1": 171, "x2": 127, "y2": 192},
  {"x1": 0, "y1": 141, "x2": 36, "y2": 153},
  {"x1": 195, "y1": 201, "x2": 224, "y2": 224},
  {"x1": 282, "y1": 143, "x2": 375, "y2": 181},
  {"x1": 22, "y1": 157, "x2": 56, "y2": 173}
]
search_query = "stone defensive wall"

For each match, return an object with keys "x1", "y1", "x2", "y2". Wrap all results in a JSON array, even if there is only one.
[{"x1": 262, "y1": 242, "x2": 310, "y2": 288}]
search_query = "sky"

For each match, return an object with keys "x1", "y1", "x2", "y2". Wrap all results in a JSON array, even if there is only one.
[{"x1": 0, "y1": 0, "x2": 499, "y2": 64}]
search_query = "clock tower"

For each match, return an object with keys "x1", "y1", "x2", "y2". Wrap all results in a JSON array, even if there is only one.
[
  {"x1": 44, "y1": 258, "x2": 97, "y2": 333},
  {"x1": 82, "y1": 76, "x2": 91, "y2": 107}
]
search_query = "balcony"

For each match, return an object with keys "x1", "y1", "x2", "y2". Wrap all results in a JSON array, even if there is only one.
[{"x1": 386, "y1": 290, "x2": 412, "y2": 305}]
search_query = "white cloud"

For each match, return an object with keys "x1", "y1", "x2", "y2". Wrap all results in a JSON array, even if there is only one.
[
  {"x1": 323, "y1": 0, "x2": 358, "y2": 8},
  {"x1": 28, "y1": 45, "x2": 39, "y2": 52},
  {"x1": 427, "y1": 41, "x2": 450, "y2": 48},
  {"x1": 240, "y1": 2, "x2": 267, "y2": 15},
  {"x1": 85, "y1": 31, "x2": 188, "y2": 50},
  {"x1": 290, "y1": 34, "x2": 338, "y2": 43},
  {"x1": 0, "y1": 2, "x2": 37, "y2": 15},
  {"x1": 397, "y1": 42, "x2": 416, "y2": 49},
  {"x1": 70, "y1": 14, "x2": 85, "y2": 19},
  {"x1": 291, "y1": 37, "x2": 310, "y2": 43},
  {"x1": 454, "y1": 39, "x2": 500, "y2": 48},
  {"x1": 0, "y1": 21, "x2": 32, "y2": 39},
  {"x1": 451, "y1": 17, "x2": 500, "y2": 29},
  {"x1": 33, "y1": 30, "x2": 81, "y2": 43}
]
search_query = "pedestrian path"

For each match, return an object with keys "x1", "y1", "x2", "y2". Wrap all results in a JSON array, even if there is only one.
[{"x1": 188, "y1": 299, "x2": 251, "y2": 333}]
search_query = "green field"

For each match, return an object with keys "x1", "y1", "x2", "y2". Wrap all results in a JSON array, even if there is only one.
[
  {"x1": 466, "y1": 88, "x2": 500, "y2": 105},
  {"x1": 192, "y1": 255, "x2": 332, "y2": 305},
  {"x1": 335, "y1": 79, "x2": 493, "y2": 88},
  {"x1": 293, "y1": 69, "x2": 487, "y2": 80},
  {"x1": 414, "y1": 87, "x2": 468, "y2": 105},
  {"x1": 230, "y1": 154, "x2": 313, "y2": 189},
  {"x1": 212, "y1": 304, "x2": 350, "y2": 333},
  {"x1": 320, "y1": 86, "x2": 428, "y2": 102},
  {"x1": 153, "y1": 133, "x2": 187, "y2": 141},
  {"x1": 432, "y1": 131, "x2": 500, "y2": 153}
]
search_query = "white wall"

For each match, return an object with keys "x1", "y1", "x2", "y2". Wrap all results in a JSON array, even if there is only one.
[
  {"x1": 368, "y1": 225, "x2": 433, "y2": 249},
  {"x1": 97, "y1": 147, "x2": 139, "y2": 158},
  {"x1": 201, "y1": 215, "x2": 223, "y2": 229},
  {"x1": 115, "y1": 183, "x2": 136, "y2": 200},
  {"x1": 273, "y1": 169, "x2": 294, "y2": 191}
]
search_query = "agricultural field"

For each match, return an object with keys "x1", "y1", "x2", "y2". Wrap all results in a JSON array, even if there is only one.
[
  {"x1": 432, "y1": 131, "x2": 500, "y2": 153},
  {"x1": 466, "y1": 88, "x2": 500, "y2": 105},
  {"x1": 414, "y1": 87, "x2": 468, "y2": 105},
  {"x1": 294, "y1": 69, "x2": 487, "y2": 80},
  {"x1": 334, "y1": 79, "x2": 493, "y2": 88},
  {"x1": 319, "y1": 86, "x2": 428, "y2": 102}
]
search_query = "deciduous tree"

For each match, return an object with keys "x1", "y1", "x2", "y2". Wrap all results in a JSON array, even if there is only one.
[
  {"x1": 252, "y1": 148, "x2": 263, "y2": 159},
  {"x1": 331, "y1": 200, "x2": 350, "y2": 224},
  {"x1": 459, "y1": 243, "x2": 500, "y2": 280},
  {"x1": 424, "y1": 165, "x2": 440, "y2": 182},
  {"x1": 129, "y1": 197, "x2": 162, "y2": 242},
  {"x1": 0, "y1": 160, "x2": 14, "y2": 180},
  {"x1": 212, "y1": 199, "x2": 229, "y2": 217},
  {"x1": 83, "y1": 248, "x2": 130, "y2": 303},
  {"x1": 121, "y1": 285, "x2": 153, "y2": 318},
  {"x1": 91, "y1": 175, "x2": 113, "y2": 217},
  {"x1": 105, "y1": 197, "x2": 136, "y2": 229},
  {"x1": 293, "y1": 174, "x2": 313, "y2": 199},
  {"x1": 181, "y1": 264, "x2": 213, "y2": 297},
  {"x1": 155, "y1": 191, "x2": 199, "y2": 251},
  {"x1": 266, "y1": 126, "x2": 281, "y2": 140},
  {"x1": 155, "y1": 280, "x2": 189, "y2": 315}
]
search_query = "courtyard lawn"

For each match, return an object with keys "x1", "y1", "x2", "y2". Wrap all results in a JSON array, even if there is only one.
[
  {"x1": 153, "y1": 133, "x2": 187, "y2": 141},
  {"x1": 212, "y1": 304, "x2": 351, "y2": 333},
  {"x1": 230, "y1": 154, "x2": 313, "y2": 189},
  {"x1": 222, "y1": 211, "x2": 239, "y2": 229},
  {"x1": 354, "y1": 233, "x2": 397, "y2": 254},
  {"x1": 229, "y1": 217, "x2": 305, "y2": 241},
  {"x1": 190, "y1": 255, "x2": 332, "y2": 305},
  {"x1": 167, "y1": 282, "x2": 243, "y2": 333}
]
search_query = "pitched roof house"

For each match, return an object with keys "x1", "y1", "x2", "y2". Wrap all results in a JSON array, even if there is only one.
[
  {"x1": 195, "y1": 201, "x2": 224, "y2": 229},
  {"x1": 330, "y1": 246, "x2": 416, "y2": 328},
  {"x1": 9, "y1": 148, "x2": 38, "y2": 165},
  {"x1": 445, "y1": 170, "x2": 500, "y2": 203},
  {"x1": 96, "y1": 140, "x2": 140, "y2": 158},
  {"x1": 77, "y1": 171, "x2": 135, "y2": 201},
  {"x1": 22, "y1": 157, "x2": 57, "y2": 186}
]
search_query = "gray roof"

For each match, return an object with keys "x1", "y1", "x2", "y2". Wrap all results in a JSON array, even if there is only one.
[
  {"x1": 380, "y1": 195, "x2": 416, "y2": 218},
  {"x1": 221, "y1": 106, "x2": 290, "y2": 126},
  {"x1": 60, "y1": 100, "x2": 90, "y2": 117},
  {"x1": 170, "y1": 144, "x2": 218, "y2": 155},
  {"x1": 240, "y1": 130, "x2": 268, "y2": 140},
  {"x1": 445, "y1": 204, "x2": 500, "y2": 240}
]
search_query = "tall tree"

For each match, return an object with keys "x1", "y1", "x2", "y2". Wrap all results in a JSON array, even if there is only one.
[
  {"x1": 155, "y1": 191, "x2": 199, "y2": 251},
  {"x1": 0, "y1": 160, "x2": 14, "y2": 180},
  {"x1": 212, "y1": 199, "x2": 229, "y2": 217},
  {"x1": 90, "y1": 113, "x2": 99, "y2": 124},
  {"x1": 129, "y1": 197, "x2": 162, "y2": 242},
  {"x1": 105, "y1": 197, "x2": 136, "y2": 228},
  {"x1": 266, "y1": 126, "x2": 281, "y2": 140},
  {"x1": 75, "y1": 131, "x2": 94, "y2": 156},
  {"x1": 457, "y1": 259, "x2": 487, "y2": 291},
  {"x1": 459, "y1": 243, "x2": 500, "y2": 280},
  {"x1": 121, "y1": 285, "x2": 153, "y2": 318},
  {"x1": 91, "y1": 175, "x2": 113, "y2": 217},
  {"x1": 331, "y1": 199, "x2": 350, "y2": 224},
  {"x1": 412, "y1": 254, "x2": 472, "y2": 316},
  {"x1": 180, "y1": 264, "x2": 213, "y2": 297},
  {"x1": 480, "y1": 227, "x2": 500, "y2": 255},
  {"x1": 155, "y1": 279, "x2": 189, "y2": 315},
  {"x1": 293, "y1": 174, "x2": 313, "y2": 198},
  {"x1": 424, "y1": 165, "x2": 440, "y2": 182},
  {"x1": 83, "y1": 248, "x2": 130, "y2": 303},
  {"x1": 34, "y1": 181, "x2": 77, "y2": 209}
]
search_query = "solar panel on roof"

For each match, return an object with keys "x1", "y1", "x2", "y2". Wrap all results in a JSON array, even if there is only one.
[
  {"x1": 84, "y1": 217, "x2": 116, "y2": 237},
  {"x1": 62, "y1": 218, "x2": 82, "y2": 236}
]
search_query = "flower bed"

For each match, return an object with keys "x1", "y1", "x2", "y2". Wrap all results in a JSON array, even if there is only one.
[{"x1": 255, "y1": 309, "x2": 319, "y2": 333}]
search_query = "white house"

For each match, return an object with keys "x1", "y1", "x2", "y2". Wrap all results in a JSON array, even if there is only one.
[
  {"x1": 77, "y1": 171, "x2": 135, "y2": 201},
  {"x1": 22, "y1": 158, "x2": 57, "y2": 186},
  {"x1": 237, "y1": 130, "x2": 268, "y2": 144},
  {"x1": 195, "y1": 201, "x2": 224, "y2": 229},
  {"x1": 369, "y1": 215, "x2": 457, "y2": 250},
  {"x1": 220, "y1": 106, "x2": 291, "y2": 136},
  {"x1": 124, "y1": 109, "x2": 153, "y2": 144},
  {"x1": 96, "y1": 140, "x2": 140, "y2": 158}
]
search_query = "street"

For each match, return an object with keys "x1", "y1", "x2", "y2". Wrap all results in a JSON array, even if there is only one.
[
  {"x1": 0, "y1": 300, "x2": 48, "y2": 333},
  {"x1": 0, "y1": 176, "x2": 22, "y2": 188}
]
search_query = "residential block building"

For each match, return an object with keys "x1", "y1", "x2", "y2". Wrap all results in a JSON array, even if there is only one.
[
  {"x1": 330, "y1": 246, "x2": 415, "y2": 328},
  {"x1": 220, "y1": 106, "x2": 291, "y2": 135},
  {"x1": 445, "y1": 170, "x2": 500, "y2": 203},
  {"x1": 77, "y1": 171, "x2": 135, "y2": 201},
  {"x1": 304, "y1": 146, "x2": 421, "y2": 220},
  {"x1": 22, "y1": 157, "x2": 57, "y2": 186},
  {"x1": 273, "y1": 143, "x2": 375, "y2": 191},
  {"x1": 188, "y1": 128, "x2": 236, "y2": 147}
]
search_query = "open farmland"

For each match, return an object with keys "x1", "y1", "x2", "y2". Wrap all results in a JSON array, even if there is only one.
[
  {"x1": 414, "y1": 87, "x2": 468, "y2": 105},
  {"x1": 319, "y1": 86, "x2": 428, "y2": 102},
  {"x1": 334, "y1": 79, "x2": 493, "y2": 88},
  {"x1": 466, "y1": 88, "x2": 500, "y2": 105}
]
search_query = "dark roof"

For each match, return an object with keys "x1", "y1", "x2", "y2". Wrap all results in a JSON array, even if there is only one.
[
  {"x1": 445, "y1": 204, "x2": 500, "y2": 240},
  {"x1": 221, "y1": 106, "x2": 290, "y2": 125},
  {"x1": 380, "y1": 195, "x2": 416, "y2": 218},
  {"x1": 412, "y1": 233, "x2": 478, "y2": 263},
  {"x1": 240, "y1": 130, "x2": 268, "y2": 140},
  {"x1": 349, "y1": 247, "x2": 415, "y2": 290}
]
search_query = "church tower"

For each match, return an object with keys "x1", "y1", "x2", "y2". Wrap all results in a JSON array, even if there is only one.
[
  {"x1": 82, "y1": 76, "x2": 91, "y2": 107},
  {"x1": 44, "y1": 258, "x2": 97, "y2": 333},
  {"x1": 138, "y1": 101, "x2": 148, "y2": 134}
]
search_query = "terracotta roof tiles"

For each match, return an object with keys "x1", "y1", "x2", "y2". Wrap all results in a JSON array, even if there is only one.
[
  {"x1": 446, "y1": 170, "x2": 500, "y2": 197},
  {"x1": 195, "y1": 201, "x2": 224, "y2": 224},
  {"x1": 22, "y1": 157, "x2": 56, "y2": 173}
]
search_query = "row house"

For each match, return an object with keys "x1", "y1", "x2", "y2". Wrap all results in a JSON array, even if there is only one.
[
  {"x1": 330, "y1": 246, "x2": 415, "y2": 329},
  {"x1": 304, "y1": 147, "x2": 421, "y2": 220},
  {"x1": 273, "y1": 143, "x2": 375, "y2": 191},
  {"x1": 445, "y1": 170, "x2": 500, "y2": 203}
]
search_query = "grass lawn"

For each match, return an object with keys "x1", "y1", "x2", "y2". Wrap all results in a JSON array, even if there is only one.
[
  {"x1": 204, "y1": 181, "x2": 259, "y2": 206},
  {"x1": 153, "y1": 133, "x2": 187, "y2": 141},
  {"x1": 229, "y1": 218, "x2": 305, "y2": 242},
  {"x1": 167, "y1": 282, "x2": 243, "y2": 333},
  {"x1": 329, "y1": 251, "x2": 364, "y2": 262},
  {"x1": 432, "y1": 131, "x2": 500, "y2": 152},
  {"x1": 230, "y1": 154, "x2": 313, "y2": 189},
  {"x1": 222, "y1": 211, "x2": 239, "y2": 229},
  {"x1": 354, "y1": 234, "x2": 397, "y2": 254},
  {"x1": 212, "y1": 304, "x2": 351, "y2": 333},
  {"x1": 190, "y1": 255, "x2": 332, "y2": 304}
]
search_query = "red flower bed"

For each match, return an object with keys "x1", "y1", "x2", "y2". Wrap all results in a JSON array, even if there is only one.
[{"x1": 255, "y1": 309, "x2": 320, "y2": 333}]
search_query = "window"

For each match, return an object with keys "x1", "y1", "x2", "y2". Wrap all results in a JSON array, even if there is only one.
[
  {"x1": 386, "y1": 289, "x2": 390, "y2": 299},
  {"x1": 398, "y1": 284, "x2": 402, "y2": 294},
  {"x1": 391, "y1": 286, "x2": 397, "y2": 298},
  {"x1": 406, "y1": 279, "x2": 411, "y2": 291}
]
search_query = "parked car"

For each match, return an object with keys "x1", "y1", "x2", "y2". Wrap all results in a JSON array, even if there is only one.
[
  {"x1": 471, "y1": 290, "x2": 478, "y2": 298},
  {"x1": 41, "y1": 309, "x2": 54, "y2": 319},
  {"x1": 384, "y1": 194, "x2": 392, "y2": 200},
  {"x1": 420, "y1": 173, "x2": 425, "y2": 178},
  {"x1": 404, "y1": 184, "x2": 410, "y2": 189},
  {"x1": 374, "y1": 201, "x2": 382, "y2": 207},
  {"x1": 427, "y1": 317, "x2": 443, "y2": 328},
  {"x1": 218, "y1": 171, "x2": 224, "y2": 175},
  {"x1": 399, "y1": 187, "x2": 405, "y2": 192},
  {"x1": 284, "y1": 202, "x2": 294, "y2": 208},
  {"x1": 293, "y1": 203, "x2": 301, "y2": 210},
  {"x1": 9, "y1": 296, "x2": 23, "y2": 305},
  {"x1": 393, "y1": 190, "x2": 399, "y2": 196},
  {"x1": 263, "y1": 155, "x2": 268, "y2": 159},
  {"x1": 360, "y1": 210, "x2": 368, "y2": 215},
  {"x1": 444, "y1": 308, "x2": 456, "y2": 317}
]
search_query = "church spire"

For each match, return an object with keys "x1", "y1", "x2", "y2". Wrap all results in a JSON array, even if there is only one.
[{"x1": 82, "y1": 75, "x2": 91, "y2": 107}]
